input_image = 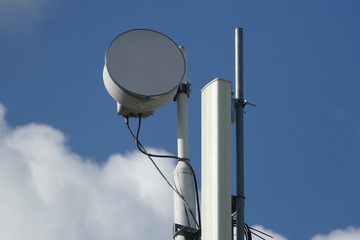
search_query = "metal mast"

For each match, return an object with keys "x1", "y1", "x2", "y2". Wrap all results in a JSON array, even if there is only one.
[{"x1": 235, "y1": 27, "x2": 245, "y2": 240}]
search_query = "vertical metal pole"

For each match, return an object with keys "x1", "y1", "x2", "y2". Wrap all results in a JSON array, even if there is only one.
[
  {"x1": 177, "y1": 46, "x2": 190, "y2": 159},
  {"x1": 174, "y1": 46, "x2": 197, "y2": 240},
  {"x1": 235, "y1": 28, "x2": 245, "y2": 240}
]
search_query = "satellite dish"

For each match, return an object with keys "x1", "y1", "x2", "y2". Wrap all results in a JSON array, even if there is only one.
[{"x1": 103, "y1": 29, "x2": 185, "y2": 118}]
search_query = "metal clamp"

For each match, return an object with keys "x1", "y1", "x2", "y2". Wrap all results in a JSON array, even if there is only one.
[
  {"x1": 234, "y1": 98, "x2": 256, "y2": 108},
  {"x1": 173, "y1": 223, "x2": 201, "y2": 240},
  {"x1": 232, "y1": 195, "x2": 246, "y2": 215},
  {"x1": 232, "y1": 98, "x2": 256, "y2": 120},
  {"x1": 174, "y1": 83, "x2": 191, "y2": 101}
]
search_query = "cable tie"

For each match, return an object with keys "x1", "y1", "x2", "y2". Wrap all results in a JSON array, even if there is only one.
[{"x1": 234, "y1": 195, "x2": 246, "y2": 200}]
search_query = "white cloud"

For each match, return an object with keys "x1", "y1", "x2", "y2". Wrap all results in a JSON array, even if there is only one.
[
  {"x1": 311, "y1": 226, "x2": 360, "y2": 240},
  {"x1": 0, "y1": 103, "x2": 175, "y2": 240}
]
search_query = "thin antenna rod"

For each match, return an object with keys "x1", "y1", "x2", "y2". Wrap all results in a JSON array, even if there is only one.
[
  {"x1": 235, "y1": 27, "x2": 245, "y2": 240},
  {"x1": 235, "y1": 28, "x2": 243, "y2": 100}
]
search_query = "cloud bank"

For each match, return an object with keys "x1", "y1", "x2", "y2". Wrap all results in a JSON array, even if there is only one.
[
  {"x1": 311, "y1": 226, "x2": 360, "y2": 240},
  {"x1": 0, "y1": 103, "x2": 175, "y2": 240},
  {"x1": 1, "y1": 102, "x2": 359, "y2": 240}
]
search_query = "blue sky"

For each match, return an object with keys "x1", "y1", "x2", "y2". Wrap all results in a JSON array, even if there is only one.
[{"x1": 1, "y1": 0, "x2": 360, "y2": 239}]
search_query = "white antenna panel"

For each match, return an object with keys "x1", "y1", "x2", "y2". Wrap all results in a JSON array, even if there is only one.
[{"x1": 103, "y1": 29, "x2": 185, "y2": 118}]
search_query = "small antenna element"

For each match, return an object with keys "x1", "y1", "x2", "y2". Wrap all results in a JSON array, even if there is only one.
[{"x1": 103, "y1": 29, "x2": 186, "y2": 118}]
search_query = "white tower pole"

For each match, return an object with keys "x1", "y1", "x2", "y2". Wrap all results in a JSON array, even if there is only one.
[
  {"x1": 173, "y1": 46, "x2": 197, "y2": 240},
  {"x1": 201, "y1": 78, "x2": 232, "y2": 240},
  {"x1": 177, "y1": 46, "x2": 190, "y2": 159}
]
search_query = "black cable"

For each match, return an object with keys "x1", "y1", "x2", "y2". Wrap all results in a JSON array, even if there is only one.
[
  {"x1": 125, "y1": 116, "x2": 201, "y2": 229},
  {"x1": 233, "y1": 221, "x2": 273, "y2": 240},
  {"x1": 180, "y1": 158, "x2": 201, "y2": 228},
  {"x1": 244, "y1": 223, "x2": 252, "y2": 240},
  {"x1": 128, "y1": 116, "x2": 199, "y2": 228},
  {"x1": 134, "y1": 116, "x2": 190, "y2": 161},
  {"x1": 233, "y1": 222, "x2": 253, "y2": 240},
  {"x1": 248, "y1": 227, "x2": 273, "y2": 239},
  {"x1": 173, "y1": 182, "x2": 191, "y2": 226}
]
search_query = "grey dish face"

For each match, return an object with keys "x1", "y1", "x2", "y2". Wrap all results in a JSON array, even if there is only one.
[{"x1": 105, "y1": 29, "x2": 186, "y2": 98}]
